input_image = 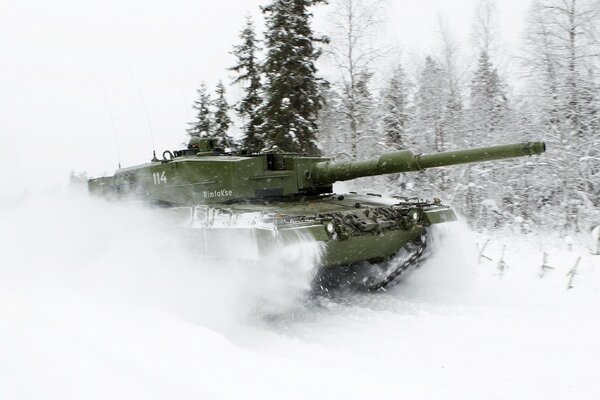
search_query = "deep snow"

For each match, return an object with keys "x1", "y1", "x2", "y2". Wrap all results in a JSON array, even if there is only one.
[{"x1": 0, "y1": 190, "x2": 599, "y2": 400}]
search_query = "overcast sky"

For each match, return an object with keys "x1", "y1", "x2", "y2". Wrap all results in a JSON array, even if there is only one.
[{"x1": 0, "y1": 0, "x2": 532, "y2": 194}]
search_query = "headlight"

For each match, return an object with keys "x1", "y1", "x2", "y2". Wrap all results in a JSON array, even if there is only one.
[
  {"x1": 412, "y1": 210, "x2": 419, "y2": 221},
  {"x1": 326, "y1": 222, "x2": 335, "y2": 233}
]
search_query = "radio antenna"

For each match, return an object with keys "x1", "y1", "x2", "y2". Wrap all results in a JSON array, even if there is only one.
[
  {"x1": 99, "y1": 79, "x2": 122, "y2": 169},
  {"x1": 128, "y1": 68, "x2": 158, "y2": 161}
]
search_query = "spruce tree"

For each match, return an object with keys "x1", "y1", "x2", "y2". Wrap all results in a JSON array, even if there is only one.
[
  {"x1": 261, "y1": 0, "x2": 327, "y2": 155},
  {"x1": 230, "y1": 15, "x2": 264, "y2": 151},
  {"x1": 464, "y1": 51, "x2": 511, "y2": 227},
  {"x1": 412, "y1": 55, "x2": 458, "y2": 194},
  {"x1": 381, "y1": 63, "x2": 410, "y2": 150},
  {"x1": 415, "y1": 56, "x2": 445, "y2": 153},
  {"x1": 352, "y1": 70, "x2": 377, "y2": 159},
  {"x1": 187, "y1": 83, "x2": 212, "y2": 136},
  {"x1": 212, "y1": 81, "x2": 235, "y2": 150},
  {"x1": 380, "y1": 62, "x2": 411, "y2": 188},
  {"x1": 469, "y1": 51, "x2": 508, "y2": 141}
]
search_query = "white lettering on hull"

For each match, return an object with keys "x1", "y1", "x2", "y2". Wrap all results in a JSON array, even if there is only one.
[{"x1": 203, "y1": 189, "x2": 234, "y2": 199}]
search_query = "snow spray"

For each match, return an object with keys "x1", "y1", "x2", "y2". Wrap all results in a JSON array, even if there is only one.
[
  {"x1": 400, "y1": 221, "x2": 478, "y2": 299},
  {"x1": 0, "y1": 189, "x2": 322, "y2": 334}
]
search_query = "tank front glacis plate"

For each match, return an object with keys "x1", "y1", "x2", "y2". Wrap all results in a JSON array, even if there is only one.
[{"x1": 319, "y1": 226, "x2": 424, "y2": 267}]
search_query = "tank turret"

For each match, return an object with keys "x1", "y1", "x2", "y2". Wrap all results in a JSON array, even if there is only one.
[{"x1": 89, "y1": 140, "x2": 546, "y2": 205}]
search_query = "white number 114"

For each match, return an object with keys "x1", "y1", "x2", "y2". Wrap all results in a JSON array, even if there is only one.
[{"x1": 152, "y1": 171, "x2": 167, "y2": 185}]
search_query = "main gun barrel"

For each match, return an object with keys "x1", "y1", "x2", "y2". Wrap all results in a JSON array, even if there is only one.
[{"x1": 309, "y1": 141, "x2": 546, "y2": 186}]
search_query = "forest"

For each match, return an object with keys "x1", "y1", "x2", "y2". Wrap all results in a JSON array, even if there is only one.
[{"x1": 186, "y1": 0, "x2": 600, "y2": 236}]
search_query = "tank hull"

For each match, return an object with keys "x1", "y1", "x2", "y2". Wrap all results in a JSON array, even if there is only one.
[{"x1": 156, "y1": 193, "x2": 456, "y2": 268}]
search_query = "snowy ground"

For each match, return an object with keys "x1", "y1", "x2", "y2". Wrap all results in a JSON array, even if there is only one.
[{"x1": 1, "y1": 190, "x2": 599, "y2": 400}]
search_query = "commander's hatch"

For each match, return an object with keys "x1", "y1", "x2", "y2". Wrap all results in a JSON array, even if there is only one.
[{"x1": 266, "y1": 153, "x2": 286, "y2": 171}]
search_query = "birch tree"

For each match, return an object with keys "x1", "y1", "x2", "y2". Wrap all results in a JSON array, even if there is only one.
[
  {"x1": 522, "y1": 0, "x2": 600, "y2": 231},
  {"x1": 325, "y1": 0, "x2": 384, "y2": 159}
]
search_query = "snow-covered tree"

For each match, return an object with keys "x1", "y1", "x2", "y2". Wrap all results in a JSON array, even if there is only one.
[
  {"x1": 212, "y1": 81, "x2": 235, "y2": 150},
  {"x1": 381, "y1": 62, "x2": 410, "y2": 150},
  {"x1": 351, "y1": 70, "x2": 378, "y2": 158},
  {"x1": 462, "y1": 50, "x2": 510, "y2": 226},
  {"x1": 317, "y1": 86, "x2": 347, "y2": 159},
  {"x1": 471, "y1": 0, "x2": 501, "y2": 63},
  {"x1": 379, "y1": 61, "x2": 411, "y2": 187},
  {"x1": 230, "y1": 15, "x2": 264, "y2": 151},
  {"x1": 187, "y1": 83, "x2": 212, "y2": 136},
  {"x1": 522, "y1": 0, "x2": 600, "y2": 231},
  {"x1": 468, "y1": 0, "x2": 509, "y2": 142},
  {"x1": 455, "y1": 0, "x2": 521, "y2": 229},
  {"x1": 325, "y1": 0, "x2": 385, "y2": 159},
  {"x1": 260, "y1": 0, "x2": 327, "y2": 155},
  {"x1": 414, "y1": 56, "x2": 445, "y2": 153},
  {"x1": 409, "y1": 56, "x2": 453, "y2": 194},
  {"x1": 469, "y1": 51, "x2": 508, "y2": 140},
  {"x1": 409, "y1": 19, "x2": 465, "y2": 196},
  {"x1": 436, "y1": 18, "x2": 465, "y2": 151}
]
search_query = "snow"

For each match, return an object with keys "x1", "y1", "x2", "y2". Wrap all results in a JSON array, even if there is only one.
[
  {"x1": 1, "y1": 190, "x2": 599, "y2": 400},
  {"x1": 592, "y1": 226, "x2": 600, "y2": 255}
]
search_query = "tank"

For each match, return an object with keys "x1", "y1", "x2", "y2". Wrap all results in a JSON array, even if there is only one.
[{"x1": 89, "y1": 139, "x2": 546, "y2": 291}]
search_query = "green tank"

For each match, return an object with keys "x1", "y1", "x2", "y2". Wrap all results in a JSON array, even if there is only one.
[{"x1": 88, "y1": 139, "x2": 545, "y2": 290}]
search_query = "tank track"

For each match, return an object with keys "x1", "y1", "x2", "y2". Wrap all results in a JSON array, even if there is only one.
[
  {"x1": 366, "y1": 231, "x2": 428, "y2": 291},
  {"x1": 313, "y1": 231, "x2": 429, "y2": 294}
]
